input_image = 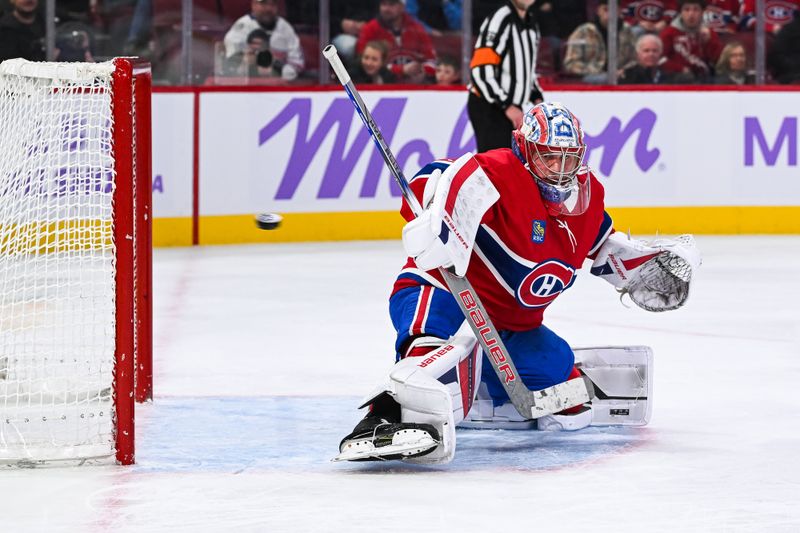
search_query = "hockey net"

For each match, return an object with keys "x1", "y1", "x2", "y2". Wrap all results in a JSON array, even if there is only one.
[{"x1": 0, "y1": 58, "x2": 152, "y2": 466}]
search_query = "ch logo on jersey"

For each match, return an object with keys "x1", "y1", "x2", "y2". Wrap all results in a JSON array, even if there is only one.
[
  {"x1": 703, "y1": 7, "x2": 726, "y2": 27},
  {"x1": 516, "y1": 259, "x2": 577, "y2": 308},
  {"x1": 635, "y1": 2, "x2": 664, "y2": 22},
  {"x1": 532, "y1": 220, "x2": 546, "y2": 243},
  {"x1": 766, "y1": 3, "x2": 794, "y2": 22}
]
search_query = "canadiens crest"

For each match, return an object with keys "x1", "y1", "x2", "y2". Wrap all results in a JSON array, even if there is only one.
[
  {"x1": 516, "y1": 259, "x2": 577, "y2": 308},
  {"x1": 634, "y1": 1, "x2": 665, "y2": 22},
  {"x1": 766, "y1": 1, "x2": 795, "y2": 23}
]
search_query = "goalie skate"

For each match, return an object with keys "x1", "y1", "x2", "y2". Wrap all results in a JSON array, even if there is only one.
[{"x1": 333, "y1": 416, "x2": 440, "y2": 462}]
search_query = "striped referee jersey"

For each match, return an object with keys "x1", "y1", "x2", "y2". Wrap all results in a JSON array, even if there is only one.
[{"x1": 469, "y1": 3, "x2": 543, "y2": 109}]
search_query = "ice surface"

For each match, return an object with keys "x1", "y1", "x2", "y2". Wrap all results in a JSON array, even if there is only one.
[{"x1": 2, "y1": 236, "x2": 799, "y2": 532}]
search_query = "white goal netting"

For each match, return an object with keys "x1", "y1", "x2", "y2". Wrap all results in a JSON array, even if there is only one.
[{"x1": 0, "y1": 60, "x2": 121, "y2": 464}]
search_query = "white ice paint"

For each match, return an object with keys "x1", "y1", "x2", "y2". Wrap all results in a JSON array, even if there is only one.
[{"x1": 3, "y1": 237, "x2": 799, "y2": 532}]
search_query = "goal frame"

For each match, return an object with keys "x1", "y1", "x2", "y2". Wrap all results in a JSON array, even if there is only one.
[{"x1": 112, "y1": 57, "x2": 153, "y2": 465}]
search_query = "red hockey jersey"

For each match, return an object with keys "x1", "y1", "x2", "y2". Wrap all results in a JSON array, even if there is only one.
[
  {"x1": 355, "y1": 13, "x2": 437, "y2": 81},
  {"x1": 392, "y1": 149, "x2": 613, "y2": 332},
  {"x1": 660, "y1": 21, "x2": 723, "y2": 78},
  {"x1": 740, "y1": 0, "x2": 800, "y2": 33},
  {"x1": 621, "y1": 0, "x2": 678, "y2": 27},
  {"x1": 704, "y1": 0, "x2": 741, "y2": 33}
]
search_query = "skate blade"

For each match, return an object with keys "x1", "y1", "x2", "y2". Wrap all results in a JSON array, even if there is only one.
[{"x1": 332, "y1": 429, "x2": 438, "y2": 462}]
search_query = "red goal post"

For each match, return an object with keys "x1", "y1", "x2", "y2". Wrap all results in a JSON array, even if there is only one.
[{"x1": 0, "y1": 57, "x2": 152, "y2": 465}]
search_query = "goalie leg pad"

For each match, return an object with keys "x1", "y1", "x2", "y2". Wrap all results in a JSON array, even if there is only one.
[
  {"x1": 460, "y1": 379, "x2": 593, "y2": 431},
  {"x1": 460, "y1": 345, "x2": 654, "y2": 430},
  {"x1": 389, "y1": 360, "x2": 457, "y2": 464},
  {"x1": 575, "y1": 345, "x2": 653, "y2": 426},
  {"x1": 345, "y1": 324, "x2": 481, "y2": 464}
]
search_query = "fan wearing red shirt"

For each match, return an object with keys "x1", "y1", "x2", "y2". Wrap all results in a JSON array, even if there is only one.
[
  {"x1": 703, "y1": 0, "x2": 741, "y2": 33},
  {"x1": 356, "y1": 0, "x2": 437, "y2": 83},
  {"x1": 740, "y1": 0, "x2": 800, "y2": 34},
  {"x1": 621, "y1": 0, "x2": 678, "y2": 34},
  {"x1": 661, "y1": 0, "x2": 723, "y2": 81}
]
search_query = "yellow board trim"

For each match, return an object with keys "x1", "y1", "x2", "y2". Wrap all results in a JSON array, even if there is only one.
[
  {"x1": 198, "y1": 212, "x2": 407, "y2": 245},
  {"x1": 606, "y1": 206, "x2": 800, "y2": 234},
  {"x1": 0, "y1": 220, "x2": 112, "y2": 254},
  {"x1": 153, "y1": 217, "x2": 194, "y2": 247},
  {"x1": 152, "y1": 206, "x2": 800, "y2": 247}
]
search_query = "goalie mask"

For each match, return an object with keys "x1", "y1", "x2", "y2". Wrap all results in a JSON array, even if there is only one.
[{"x1": 512, "y1": 102, "x2": 589, "y2": 216}]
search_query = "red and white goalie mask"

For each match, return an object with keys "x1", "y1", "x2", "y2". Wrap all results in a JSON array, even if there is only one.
[{"x1": 512, "y1": 102, "x2": 590, "y2": 216}]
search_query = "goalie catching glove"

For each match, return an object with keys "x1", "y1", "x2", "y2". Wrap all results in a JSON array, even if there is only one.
[
  {"x1": 402, "y1": 153, "x2": 500, "y2": 276},
  {"x1": 591, "y1": 232, "x2": 702, "y2": 312}
]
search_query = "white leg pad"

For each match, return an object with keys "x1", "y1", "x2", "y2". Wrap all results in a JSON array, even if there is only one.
[
  {"x1": 389, "y1": 361, "x2": 456, "y2": 464},
  {"x1": 353, "y1": 324, "x2": 481, "y2": 464},
  {"x1": 574, "y1": 345, "x2": 653, "y2": 426},
  {"x1": 461, "y1": 345, "x2": 654, "y2": 430},
  {"x1": 460, "y1": 383, "x2": 593, "y2": 431}
]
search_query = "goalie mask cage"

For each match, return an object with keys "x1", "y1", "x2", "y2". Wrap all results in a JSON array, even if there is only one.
[{"x1": 0, "y1": 58, "x2": 152, "y2": 466}]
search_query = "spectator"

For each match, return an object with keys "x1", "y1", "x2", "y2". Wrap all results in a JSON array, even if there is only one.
[
  {"x1": 55, "y1": 24, "x2": 94, "y2": 62},
  {"x1": 534, "y1": 0, "x2": 587, "y2": 72},
  {"x1": 224, "y1": 0, "x2": 304, "y2": 81},
  {"x1": 661, "y1": 0, "x2": 723, "y2": 82},
  {"x1": 0, "y1": 0, "x2": 45, "y2": 62},
  {"x1": 622, "y1": 0, "x2": 678, "y2": 37},
  {"x1": 406, "y1": 0, "x2": 463, "y2": 31},
  {"x1": 739, "y1": 0, "x2": 800, "y2": 34},
  {"x1": 619, "y1": 33, "x2": 674, "y2": 83},
  {"x1": 356, "y1": 0, "x2": 437, "y2": 84},
  {"x1": 435, "y1": 55, "x2": 461, "y2": 85},
  {"x1": 468, "y1": 0, "x2": 544, "y2": 152},
  {"x1": 123, "y1": 0, "x2": 153, "y2": 56},
  {"x1": 330, "y1": 0, "x2": 373, "y2": 62},
  {"x1": 703, "y1": 0, "x2": 740, "y2": 33},
  {"x1": 227, "y1": 28, "x2": 288, "y2": 79},
  {"x1": 714, "y1": 41, "x2": 755, "y2": 84},
  {"x1": 351, "y1": 39, "x2": 397, "y2": 84},
  {"x1": 563, "y1": 0, "x2": 637, "y2": 83},
  {"x1": 537, "y1": 0, "x2": 587, "y2": 39},
  {"x1": 768, "y1": 13, "x2": 800, "y2": 83}
]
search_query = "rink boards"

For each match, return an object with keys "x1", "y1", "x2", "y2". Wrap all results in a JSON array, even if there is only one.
[{"x1": 147, "y1": 87, "x2": 800, "y2": 245}]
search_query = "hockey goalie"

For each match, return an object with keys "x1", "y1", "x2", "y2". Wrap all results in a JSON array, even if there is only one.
[{"x1": 335, "y1": 102, "x2": 701, "y2": 464}]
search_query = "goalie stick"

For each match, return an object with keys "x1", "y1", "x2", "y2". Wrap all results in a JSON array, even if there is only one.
[{"x1": 323, "y1": 45, "x2": 594, "y2": 419}]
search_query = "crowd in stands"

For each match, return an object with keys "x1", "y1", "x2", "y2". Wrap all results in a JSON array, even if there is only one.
[{"x1": 0, "y1": 0, "x2": 798, "y2": 86}]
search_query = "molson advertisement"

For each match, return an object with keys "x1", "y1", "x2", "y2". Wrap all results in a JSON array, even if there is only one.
[{"x1": 150, "y1": 89, "x2": 800, "y2": 245}]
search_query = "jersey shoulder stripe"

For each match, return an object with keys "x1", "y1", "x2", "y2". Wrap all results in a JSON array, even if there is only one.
[
  {"x1": 588, "y1": 211, "x2": 614, "y2": 256},
  {"x1": 410, "y1": 159, "x2": 453, "y2": 183}
]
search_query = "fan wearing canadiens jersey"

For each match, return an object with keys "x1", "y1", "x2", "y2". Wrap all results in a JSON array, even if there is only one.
[{"x1": 334, "y1": 102, "x2": 701, "y2": 464}]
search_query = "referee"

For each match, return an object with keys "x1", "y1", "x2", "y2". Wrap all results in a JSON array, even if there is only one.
[{"x1": 468, "y1": 0, "x2": 545, "y2": 152}]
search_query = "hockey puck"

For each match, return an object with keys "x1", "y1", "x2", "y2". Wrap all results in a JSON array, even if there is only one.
[{"x1": 255, "y1": 212, "x2": 282, "y2": 230}]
